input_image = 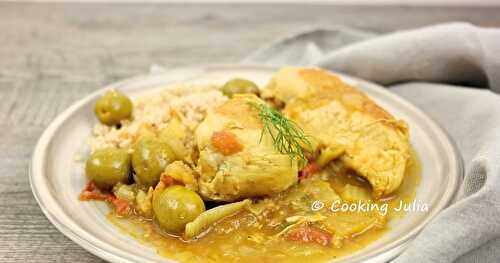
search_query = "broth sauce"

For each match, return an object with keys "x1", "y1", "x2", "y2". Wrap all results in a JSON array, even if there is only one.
[{"x1": 108, "y1": 149, "x2": 421, "y2": 263}]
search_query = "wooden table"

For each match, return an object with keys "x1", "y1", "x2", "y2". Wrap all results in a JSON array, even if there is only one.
[{"x1": 1, "y1": 3, "x2": 499, "y2": 262}]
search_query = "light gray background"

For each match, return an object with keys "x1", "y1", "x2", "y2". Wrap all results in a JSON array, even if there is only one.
[{"x1": 1, "y1": 3, "x2": 500, "y2": 262}]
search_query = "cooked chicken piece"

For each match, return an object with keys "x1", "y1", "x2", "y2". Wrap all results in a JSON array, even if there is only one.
[
  {"x1": 264, "y1": 67, "x2": 409, "y2": 198},
  {"x1": 194, "y1": 94, "x2": 298, "y2": 201}
]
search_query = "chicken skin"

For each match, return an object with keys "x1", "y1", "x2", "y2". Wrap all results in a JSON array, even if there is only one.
[
  {"x1": 263, "y1": 67, "x2": 410, "y2": 198},
  {"x1": 194, "y1": 94, "x2": 299, "y2": 202}
]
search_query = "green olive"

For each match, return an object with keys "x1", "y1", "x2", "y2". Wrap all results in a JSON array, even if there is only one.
[
  {"x1": 85, "y1": 148, "x2": 131, "y2": 190},
  {"x1": 221, "y1": 78, "x2": 260, "y2": 98},
  {"x1": 153, "y1": 185, "x2": 205, "y2": 233},
  {"x1": 132, "y1": 136, "x2": 175, "y2": 187},
  {"x1": 95, "y1": 90, "x2": 133, "y2": 126}
]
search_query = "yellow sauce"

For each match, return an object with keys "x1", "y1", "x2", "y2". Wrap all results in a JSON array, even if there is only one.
[{"x1": 108, "y1": 149, "x2": 421, "y2": 263}]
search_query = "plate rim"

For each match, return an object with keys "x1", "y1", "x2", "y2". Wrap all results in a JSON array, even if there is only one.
[{"x1": 29, "y1": 63, "x2": 464, "y2": 263}]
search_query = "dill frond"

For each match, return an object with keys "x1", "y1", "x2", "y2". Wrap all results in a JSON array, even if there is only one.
[{"x1": 248, "y1": 101, "x2": 311, "y2": 167}]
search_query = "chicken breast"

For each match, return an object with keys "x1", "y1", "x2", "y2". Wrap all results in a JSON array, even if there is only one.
[
  {"x1": 264, "y1": 67, "x2": 410, "y2": 198},
  {"x1": 194, "y1": 94, "x2": 299, "y2": 201}
]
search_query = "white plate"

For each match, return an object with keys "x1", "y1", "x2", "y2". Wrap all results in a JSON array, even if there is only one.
[{"x1": 30, "y1": 64, "x2": 463, "y2": 263}]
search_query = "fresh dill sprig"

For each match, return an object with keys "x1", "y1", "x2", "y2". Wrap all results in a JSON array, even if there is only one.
[{"x1": 248, "y1": 101, "x2": 311, "y2": 167}]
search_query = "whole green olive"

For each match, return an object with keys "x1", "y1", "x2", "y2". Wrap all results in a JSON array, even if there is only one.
[
  {"x1": 221, "y1": 78, "x2": 260, "y2": 98},
  {"x1": 95, "y1": 90, "x2": 133, "y2": 126},
  {"x1": 132, "y1": 136, "x2": 175, "y2": 187},
  {"x1": 153, "y1": 185, "x2": 205, "y2": 233},
  {"x1": 85, "y1": 148, "x2": 131, "y2": 190}
]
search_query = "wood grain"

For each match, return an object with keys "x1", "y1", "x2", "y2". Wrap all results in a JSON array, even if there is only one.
[{"x1": 1, "y1": 3, "x2": 499, "y2": 262}]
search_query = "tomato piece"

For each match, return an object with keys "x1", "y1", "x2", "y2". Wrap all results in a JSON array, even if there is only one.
[
  {"x1": 79, "y1": 181, "x2": 114, "y2": 201},
  {"x1": 80, "y1": 190, "x2": 107, "y2": 201},
  {"x1": 211, "y1": 131, "x2": 243, "y2": 155},
  {"x1": 112, "y1": 198, "x2": 130, "y2": 215},
  {"x1": 161, "y1": 175, "x2": 176, "y2": 187},
  {"x1": 285, "y1": 225, "x2": 332, "y2": 246},
  {"x1": 299, "y1": 162, "x2": 320, "y2": 181},
  {"x1": 80, "y1": 181, "x2": 130, "y2": 215},
  {"x1": 83, "y1": 181, "x2": 96, "y2": 192}
]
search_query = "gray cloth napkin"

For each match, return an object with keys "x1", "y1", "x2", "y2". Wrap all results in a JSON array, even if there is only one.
[{"x1": 244, "y1": 22, "x2": 500, "y2": 263}]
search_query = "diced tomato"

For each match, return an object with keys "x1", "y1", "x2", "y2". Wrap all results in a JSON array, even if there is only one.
[
  {"x1": 80, "y1": 190, "x2": 110, "y2": 201},
  {"x1": 112, "y1": 198, "x2": 130, "y2": 215},
  {"x1": 83, "y1": 181, "x2": 96, "y2": 192},
  {"x1": 80, "y1": 182, "x2": 130, "y2": 215},
  {"x1": 285, "y1": 225, "x2": 332, "y2": 246},
  {"x1": 304, "y1": 151, "x2": 317, "y2": 162},
  {"x1": 161, "y1": 175, "x2": 176, "y2": 187},
  {"x1": 211, "y1": 130, "x2": 243, "y2": 155},
  {"x1": 299, "y1": 162, "x2": 320, "y2": 181},
  {"x1": 79, "y1": 181, "x2": 114, "y2": 201}
]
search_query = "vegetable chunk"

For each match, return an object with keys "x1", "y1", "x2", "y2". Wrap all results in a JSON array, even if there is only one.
[{"x1": 185, "y1": 199, "x2": 251, "y2": 239}]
